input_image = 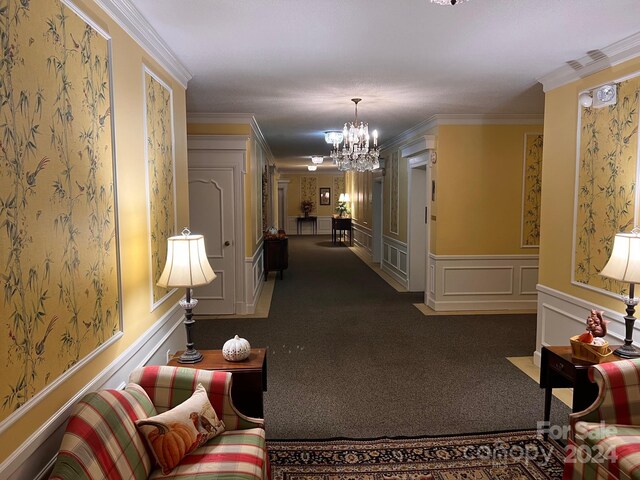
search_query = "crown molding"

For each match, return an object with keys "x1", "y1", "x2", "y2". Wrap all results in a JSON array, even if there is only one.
[
  {"x1": 381, "y1": 114, "x2": 543, "y2": 152},
  {"x1": 538, "y1": 31, "x2": 640, "y2": 93},
  {"x1": 94, "y1": 0, "x2": 191, "y2": 88},
  {"x1": 187, "y1": 113, "x2": 275, "y2": 165}
]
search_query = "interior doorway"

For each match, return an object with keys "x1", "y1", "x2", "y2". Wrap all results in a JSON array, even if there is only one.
[
  {"x1": 408, "y1": 158, "x2": 430, "y2": 294},
  {"x1": 277, "y1": 179, "x2": 289, "y2": 232}
]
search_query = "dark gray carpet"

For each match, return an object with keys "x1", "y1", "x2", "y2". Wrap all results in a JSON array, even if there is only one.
[{"x1": 193, "y1": 235, "x2": 569, "y2": 439}]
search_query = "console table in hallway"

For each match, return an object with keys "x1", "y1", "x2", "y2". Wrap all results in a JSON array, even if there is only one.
[
  {"x1": 296, "y1": 216, "x2": 317, "y2": 235},
  {"x1": 332, "y1": 216, "x2": 352, "y2": 245}
]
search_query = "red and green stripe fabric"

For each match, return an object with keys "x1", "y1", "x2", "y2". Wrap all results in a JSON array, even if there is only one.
[
  {"x1": 564, "y1": 358, "x2": 640, "y2": 480},
  {"x1": 148, "y1": 428, "x2": 268, "y2": 479},
  {"x1": 128, "y1": 366, "x2": 265, "y2": 431},
  {"x1": 49, "y1": 383, "x2": 157, "y2": 480}
]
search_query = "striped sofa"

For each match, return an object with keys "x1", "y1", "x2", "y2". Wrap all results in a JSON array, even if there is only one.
[
  {"x1": 49, "y1": 366, "x2": 270, "y2": 479},
  {"x1": 563, "y1": 358, "x2": 640, "y2": 480}
]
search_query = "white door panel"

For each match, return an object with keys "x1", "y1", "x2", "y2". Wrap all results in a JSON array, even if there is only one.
[{"x1": 188, "y1": 163, "x2": 235, "y2": 314}]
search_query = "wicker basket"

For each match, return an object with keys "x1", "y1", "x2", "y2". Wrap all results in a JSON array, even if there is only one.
[{"x1": 570, "y1": 335, "x2": 612, "y2": 363}]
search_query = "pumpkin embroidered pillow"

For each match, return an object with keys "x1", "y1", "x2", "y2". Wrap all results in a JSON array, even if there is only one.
[{"x1": 136, "y1": 383, "x2": 225, "y2": 475}]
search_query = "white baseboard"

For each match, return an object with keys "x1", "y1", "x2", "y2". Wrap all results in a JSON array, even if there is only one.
[
  {"x1": 427, "y1": 254, "x2": 539, "y2": 311},
  {"x1": 2, "y1": 304, "x2": 185, "y2": 480},
  {"x1": 535, "y1": 283, "x2": 639, "y2": 360}
]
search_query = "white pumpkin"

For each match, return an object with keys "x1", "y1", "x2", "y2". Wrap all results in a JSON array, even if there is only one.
[{"x1": 222, "y1": 335, "x2": 251, "y2": 361}]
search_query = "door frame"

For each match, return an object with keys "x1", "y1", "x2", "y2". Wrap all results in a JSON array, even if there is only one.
[
  {"x1": 277, "y1": 179, "x2": 290, "y2": 231},
  {"x1": 188, "y1": 135, "x2": 248, "y2": 314},
  {"x1": 407, "y1": 158, "x2": 429, "y2": 292},
  {"x1": 372, "y1": 177, "x2": 383, "y2": 264}
]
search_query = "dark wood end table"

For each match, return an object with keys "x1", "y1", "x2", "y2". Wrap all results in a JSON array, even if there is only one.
[
  {"x1": 168, "y1": 348, "x2": 267, "y2": 418},
  {"x1": 539, "y1": 345, "x2": 620, "y2": 437}
]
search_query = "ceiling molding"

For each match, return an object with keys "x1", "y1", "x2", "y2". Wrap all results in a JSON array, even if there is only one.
[
  {"x1": 94, "y1": 0, "x2": 192, "y2": 88},
  {"x1": 187, "y1": 113, "x2": 275, "y2": 165},
  {"x1": 538, "y1": 32, "x2": 640, "y2": 93},
  {"x1": 381, "y1": 114, "x2": 543, "y2": 152}
]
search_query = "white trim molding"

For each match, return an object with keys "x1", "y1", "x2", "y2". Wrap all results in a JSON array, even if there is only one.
[
  {"x1": 534, "y1": 283, "x2": 640, "y2": 366},
  {"x1": 1, "y1": 304, "x2": 186, "y2": 480},
  {"x1": 382, "y1": 236, "x2": 409, "y2": 288},
  {"x1": 538, "y1": 32, "x2": 640, "y2": 92},
  {"x1": 427, "y1": 254, "x2": 539, "y2": 311},
  {"x1": 93, "y1": 0, "x2": 191, "y2": 87},
  {"x1": 352, "y1": 221, "x2": 373, "y2": 252}
]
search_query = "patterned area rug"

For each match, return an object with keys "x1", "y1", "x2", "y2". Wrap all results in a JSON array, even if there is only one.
[{"x1": 268, "y1": 430, "x2": 565, "y2": 480}]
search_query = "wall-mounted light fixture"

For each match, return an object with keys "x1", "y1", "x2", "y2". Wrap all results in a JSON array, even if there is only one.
[
  {"x1": 579, "y1": 84, "x2": 617, "y2": 109},
  {"x1": 307, "y1": 165, "x2": 317, "y2": 172}
]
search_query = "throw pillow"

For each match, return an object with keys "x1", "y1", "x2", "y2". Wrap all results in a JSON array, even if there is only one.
[{"x1": 136, "y1": 383, "x2": 225, "y2": 475}]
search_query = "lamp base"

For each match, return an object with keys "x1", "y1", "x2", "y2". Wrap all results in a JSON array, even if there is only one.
[
  {"x1": 177, "y1": 349, "x2": 203, "y2": 364},
  {"x1": 613, "y1": 344, "x2": 640, "y2": 359}
]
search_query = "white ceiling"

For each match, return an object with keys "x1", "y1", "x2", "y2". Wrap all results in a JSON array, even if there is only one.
[{"x1": 130, "y1": 0, "x2": 640, "y2": 172}]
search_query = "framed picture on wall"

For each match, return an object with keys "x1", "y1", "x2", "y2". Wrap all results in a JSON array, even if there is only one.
[{"x1": 320, "y1": 187, "x2": 331, "y2": 205}]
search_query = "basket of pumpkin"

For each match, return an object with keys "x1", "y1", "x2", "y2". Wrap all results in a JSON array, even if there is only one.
[{"x1": 570, "y1": 309, "x2": 612, "y2": 363}]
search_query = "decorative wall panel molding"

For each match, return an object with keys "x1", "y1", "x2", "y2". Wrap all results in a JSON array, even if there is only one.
[
  {"x1": 144, "y1": 66, "x2": 177, "y2": 310},
  {"x1": 0, "y1": 0, "x2": 121, "y2": 426},
  {"x1": 521, "y1": 133, "x2": 543, "y2": 247},
  {"x1": 389, "y1": 151, "x2": 399, "y2": 234},
  {"x1": 427, "y1": 254, "x2": 538, "y2": 311},
  {"x1": 573, "y1": 75, "x2": 640, "y2": 296},
  {"x1": 382, "y1": 236, "x2": 408, "y2": 287}
]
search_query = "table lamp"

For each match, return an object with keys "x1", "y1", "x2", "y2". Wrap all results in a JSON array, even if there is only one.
[
  {"x1": 599, "y1": 229, "x2": 640, "y2": 358},
  {"x1": 157, "y1": 228, "x2": 216, "y2": 363}
]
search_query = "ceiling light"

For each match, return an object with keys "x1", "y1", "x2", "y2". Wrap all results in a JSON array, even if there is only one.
[
  {"x1": 311, "y1": 156, "x2": 324, "y2": 165},
  {"x1": 307, "y1": 165, "x2": 317, "y2": 171},
  {"x1": 329, "y1": 98, "x2": 380, "y2": 172},
  {"x1": 430, "y1": 0, "x2": 467, "y2": 5},
  {"x1": 324, "y1": 131, "x2": 344, "y2": 145}
]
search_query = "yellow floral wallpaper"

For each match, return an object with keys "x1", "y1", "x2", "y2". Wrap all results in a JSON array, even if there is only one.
[
  {"x1": 0, "y1": 0, "x2": 119, "y2": 421},
  {"x1": 144, "y1": 68, "x2": 176, "y2": 307},
  {"x1": 522, "y1": 134, "x2": 543, "y2": 246},
  {"x1": 574, "y1": 77, "x2": 640, "y2": 293},
  {"x1": 390, "y1": 151, "x2": 399, "y2": 234},
  {"x1": 333, "y1": 175, "x2": 345, "y2": 207},
  {"x1": 301, "y1": 176, "x2": 317, "y2": 213}
]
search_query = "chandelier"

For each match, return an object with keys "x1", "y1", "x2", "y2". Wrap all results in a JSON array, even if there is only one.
[{"x1": 329, "y1": 98, "x2": 380, "y2": 172}]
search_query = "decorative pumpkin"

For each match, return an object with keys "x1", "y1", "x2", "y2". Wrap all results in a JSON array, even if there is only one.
[
  {"x1": 222, "y1": 335, "x2": 251, "y2": 361},
  {"x1": 138, "y1": 420, "x2": 197, "y2": 474}
]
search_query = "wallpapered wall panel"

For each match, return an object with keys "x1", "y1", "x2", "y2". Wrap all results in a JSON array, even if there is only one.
[
  {"x1": 333, "y1": 175, "x2": 345, "y2": 208},
  {"x1": 574, "y1": 77, "x2": 640, "y2": 294},
  {"x1": 522, "y1": 134, "x2": 543, "y2": 247},
  {"x1": 390, "y1": 151, "x2": 399, "y2": 234},
  {"x1": 144, "y1": 67, "x2": 176, "y2": 308},
  {"x1": 301, "y1": 176, "x2": 317, "y2": 212},
  {"x1": 0, "y1": 0, "x2": 120, "y2": 422}
]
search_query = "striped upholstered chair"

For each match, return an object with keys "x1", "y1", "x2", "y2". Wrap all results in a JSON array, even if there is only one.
[
  {"x1": 563, "y1": 358, "x2": 640, "y2": 480},
  {"x1": 50, "y1": 366, "x2": 269, "y2": 479}
]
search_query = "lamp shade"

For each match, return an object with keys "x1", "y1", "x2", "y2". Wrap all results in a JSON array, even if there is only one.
[
  {"x1": 157, "y1": 232, "x2": 216, "y2": 288},
  {"x1": 600, "y1": 232, "x2": 640, "y2": 284},
  {"x1": 338, "y1": 193, "x2": 350, "y2": 203}
]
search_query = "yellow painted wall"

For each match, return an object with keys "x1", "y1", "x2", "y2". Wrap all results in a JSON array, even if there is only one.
[
  {"x1": 435, "y1": 124, "x2": 542, "y2": 255},
  {"x1": 539, "y1": 57, "x2": 640, "y2": 313},
  {"x1": 0, "y1": 0, "x2": 189, "y2": 463}
]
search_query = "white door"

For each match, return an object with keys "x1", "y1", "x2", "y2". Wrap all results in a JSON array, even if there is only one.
[{"x1": 188, "y1": 163, "x2": 236, "y2": 314}]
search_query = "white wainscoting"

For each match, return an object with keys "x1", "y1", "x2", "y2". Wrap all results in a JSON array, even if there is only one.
[
  {"x1": 243, "y1": 245, "x2": 265, "y2": 314},
  {"x1": 2, "y1": 304, "x2": 186, "y2": 480},
  {"x1": 534, "y1": 284, "x2": 638, "y2": 366},
  {"x1": 427, "y1": 254, "x2": 539, "y2": 311},
  {"x1": 352, "y1": 222, "x2": 373, "y2": 252},
  {"x1": 382, "y1": 236, "x2": 409, "y2": 287}
]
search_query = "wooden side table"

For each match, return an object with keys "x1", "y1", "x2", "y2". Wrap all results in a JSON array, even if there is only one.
[
  {"x1": 539, "y1": 345, "x2": 620, "y2": 433},
  {"x1": 168, "y1": 348, "x2": 267, "y2": 418}
]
